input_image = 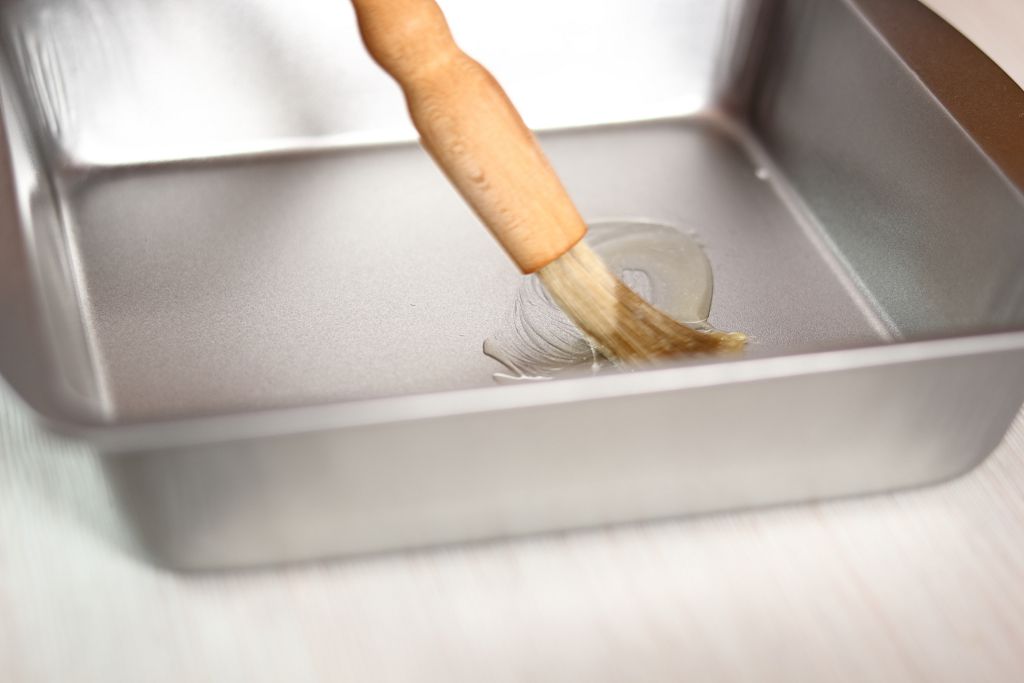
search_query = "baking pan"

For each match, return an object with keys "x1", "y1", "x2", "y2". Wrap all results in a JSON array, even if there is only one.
[{"x1": 1, "y1": 0, "x2": 1023, "y2": 568}]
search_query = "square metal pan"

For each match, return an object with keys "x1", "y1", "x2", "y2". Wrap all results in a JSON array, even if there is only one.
[{"x1": 1, "y1": 0, "x2": 1023, "y2": 568}]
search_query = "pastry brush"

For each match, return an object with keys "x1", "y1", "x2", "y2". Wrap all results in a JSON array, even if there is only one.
[{"x1": 350, "y1": 0, "x2": 745, "y2": 363}]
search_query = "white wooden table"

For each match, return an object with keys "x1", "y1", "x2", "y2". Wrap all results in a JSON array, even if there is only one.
[{"x1": 2, "y1": 3, "x2": 1023, "y2": 681}]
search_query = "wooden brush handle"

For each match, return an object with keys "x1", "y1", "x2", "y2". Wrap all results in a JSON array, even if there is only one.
[{"x1": 351, "y1": 0, "x2": 587, "y2": 273}]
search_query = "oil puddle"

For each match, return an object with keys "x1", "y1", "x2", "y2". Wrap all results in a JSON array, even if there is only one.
[{"x1": 483, "y1": 221, "x2": 721, "y2": 383}]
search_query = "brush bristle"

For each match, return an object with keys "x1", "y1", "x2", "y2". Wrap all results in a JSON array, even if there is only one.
[{"x1": 537, "y1": 242, "x2": 746, "y2": 363}]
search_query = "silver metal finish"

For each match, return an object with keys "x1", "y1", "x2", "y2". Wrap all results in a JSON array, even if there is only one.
[{"x1": 2, "y1": 0, "x2": 1023, "y2": 568}]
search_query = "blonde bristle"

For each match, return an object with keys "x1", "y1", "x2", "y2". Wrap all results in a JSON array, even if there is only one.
[{"x1": 537, "y1": 243, "x2": 746, "y2": 363}]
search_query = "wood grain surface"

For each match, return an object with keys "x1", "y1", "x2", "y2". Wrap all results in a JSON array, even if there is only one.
[{"x1": 2, "y1": 2, "x2": 1023, "y2": 681}]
